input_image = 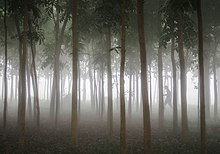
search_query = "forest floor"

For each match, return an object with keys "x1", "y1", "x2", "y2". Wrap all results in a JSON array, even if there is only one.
[{"x1": 0, "y1": 103, "x2": 220, "y2": 153}]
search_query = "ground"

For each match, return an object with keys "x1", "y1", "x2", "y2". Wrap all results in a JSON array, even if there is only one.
[{"x1": 0, "y1": 103, "x2": 220, "y2": 153}]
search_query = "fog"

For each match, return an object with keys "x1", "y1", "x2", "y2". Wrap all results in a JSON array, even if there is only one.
[{"x1": 1, "y1": 0, "x2": 220, "y2": 153}]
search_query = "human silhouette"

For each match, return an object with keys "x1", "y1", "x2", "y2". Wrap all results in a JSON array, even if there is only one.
[{"x1": 164, "y1": 86, "x2": 172, "y2": 108}]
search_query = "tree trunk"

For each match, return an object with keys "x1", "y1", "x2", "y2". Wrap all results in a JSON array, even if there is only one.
[
  {"x1": 137, "y1": 0, "x2": 152, "y2": 153},
  {"x1": 18, "y1": 1, "x2": 28, "y2": 145},
  {"x1": 158, "y1": 46, "x2": 164, "y2": 129},
  {"x1": 120, "y1": 0, "x2": 126, "y2": 153},
  {"x1": 128, "y1": 69, "x2": 132, "y2": 118},
  {"x1": 71, "y1": 0, "x2": 78, "y2": 144},
  {"x1": 213, "y1": 41, "x2": 218, "y2": 118},
  {"x1": 204, "y1": 57, "x2": 210, "y2": 118},
  {"x1": 178, "y1": 16, "x2": 188, "y2": 139},
  {"x1": 107, "y1": 27, "x2": 113, "y2": 138},
  {"x1": 26, "y1": 54, "x2": 32, "y2": 121},
  {"x1": 3, "y1": 0, "x2": 8, "y2": 132},
  {"x1": 171, "y1": 37, "x2": 178, "y2": 132},
  {"x1": 197, "y1": 0, "x2": 206, "y2": 153}
]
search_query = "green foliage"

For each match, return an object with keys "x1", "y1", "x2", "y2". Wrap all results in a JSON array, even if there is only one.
[{"x1": 160, "y1": 0, "x2": 197, "y2": 49}]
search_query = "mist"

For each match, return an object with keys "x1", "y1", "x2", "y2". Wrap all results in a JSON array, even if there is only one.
[{"x1": 0, "y1": 0, "x2": 220, "y2": 153}]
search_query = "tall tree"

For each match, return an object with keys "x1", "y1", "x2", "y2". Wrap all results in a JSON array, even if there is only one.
[
  {"x1": 17, "y1": 0, "x2": 28, "y2": 146},
  {"x1": 171, "y1": 36, "x2": 178, "y2": 132},
  {"x1": 137, "y1": 0, "x2": 152, "y2": 153},
  {"x1": 177, "y1": 15, "x2": 189, "y2": 138},
  {"x1": 120, "y1": 0, "x2": 126, "y2": 153},
  {"x1": 72, "y1": 0, "x2": 78, "y2": 145},
  {"x1": 158, "y1": 0, "x2": 164, "y2": 130},
  {"x1": 3, "y1": 0, "x2": 8, "y2": 132},
  {"x1": 197, "y1": 0, "x2": 206, "y2": 153}
]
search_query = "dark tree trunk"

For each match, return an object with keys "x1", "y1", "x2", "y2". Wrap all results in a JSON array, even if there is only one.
[
  {"x1": 120, "y1": 0, "x2": 126, "y2": 153},
  {"x1": 197, "y1": 0, "x2": 206, "y2": 153},
  {"x1": 158, "y1": 46, "x2": 164, "y2": 129},
  {"x1": 171, "y1": 37, "x2": 178, "y2": 132},
  {"x1": 177, "y1": 17, "x2": 188, "y2": 139},
  {"x1": 26, "y1": 54, "x2": 32, "y2": 121},
  {"x1": 3, "y1": 0, "x2": 8, "y2": 132},
  {"x1": 137, "y1": 0, "x2": 152, "y2": 153},
  {"x1": 71, "y1": 0, "x2": 78, "y2": 144},
  {"x1": 107, "y1": 27, "x2": 113, "y2": 138},
  {"x1": 18, "y1": 1, "x2": 28, "y2": 145},
  {"x1": 204, "y1": 58, "x2": 210, "y2": 118}
]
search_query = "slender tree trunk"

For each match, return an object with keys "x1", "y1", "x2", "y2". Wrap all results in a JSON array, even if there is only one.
[
  {"x1": 26, "y1": 54, "x2": 32, "y2": 121},
  {"x1": 18, "y1": 1, "x2": 28, "y2": 145},
  {"x1": 171, "y1": 37, "x2": 178, "y2": 132},
  {"x1": 120, "y1": 0, "x2": 126, "y2": 153},
  {"x1": 128, "y1": 69, "x2": 132, "y2": 118},
  {"x1": 136, "y1": 72, "x2": 139, "y2": 111},
  {"x1": 10, "y1": 69, "x2": 14, "y2": 101},
  {"x1": 204, "y1": 58, "x2": 210, "y2": 118},
  {"x1": 3, "y1": 0, "x2": 8, "y2": 132},
  {"x1": 107, "y1": 27, "x2": 113, "y2": 138},
  {"x1": 178, "y1": 16, "x2": 188, "y2": 139},
  {"x1": 213, "y1": 42, "x2": 218, "y2": 118},
  {"x1": 197, "y1": 0, "x2": 206, "y2": 153},
  {"x1": 71, "y1": 0, "x2": 78, "y2": 144},
  {"x1": 30, "y1": 44, "x2": 40, "y2": 129},
  {"x1": 137, "y1": 0, "x2": 152, "y2": 153},
  {"x1": 158, "y1": 46, "x2": 164, "y2": 129},
  {"x1": 149, "y1": 63, "x2": 152, "y2": 110}
]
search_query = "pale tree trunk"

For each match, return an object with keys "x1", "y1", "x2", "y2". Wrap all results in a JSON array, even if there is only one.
[
  {"x1": 197, "y1": 0, "x2": 206, "y2": 153},
  {"x1": 213, "y1": 40, "x2": 218, "y2": 118},
  {"x1": 71, "y1": 0, "x2": 78, "y2": 144},
  {"x1": 178, "y1": 17, "x2": 188, "y2": 139},
  {"x1": 120, "y1": 0, "x2": 126, "y2": 153},
  {"x1": 128, "y1": 69, "x2": 132, "y2": 118},
  {"x1": 137, "y1": 0, "x2": 152, "y2": 153}
]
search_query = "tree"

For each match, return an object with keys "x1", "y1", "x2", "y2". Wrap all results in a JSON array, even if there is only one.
[
  {"x1": 3, "y1": 0, "x2": 8, "y2": 133},
  {"x1": 197, "y1": 0, "x2": 206, "y2": 153},
  {"x1": 120, "y1": 0, "x2": 126, "y2": 153},
  {"x1": 137, "y1": 0, "x2": 152, "y2": 153},
  {"x1": 71, "y1": 0, "x2": 78, "y2": 145}
]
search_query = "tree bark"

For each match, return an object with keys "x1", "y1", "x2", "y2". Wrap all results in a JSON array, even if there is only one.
[
  {"x1": 107, "y1": 27, "x2": 113, "y2": 138},
  {"x1": 171, "y1": 37, "x2": 178, "y2": 132},
  {"x1": 137, "y1": 0, "x2": 152, "y2": 153},
  {"x1": 3, "y1": 0, "x2": 8, "y2": 132},
  {"x1": 197, "y1": 0, "x2": 206, "y2": 153},
  {"x1": 120, "y1": 0, "x2": 126, "y2": 153},
  {"x1": 177, "y1": 16, "x2": 188, "y2": 139},
  {"x1": 71, "y1": 0, "x2": 78, "y2": 144}
]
